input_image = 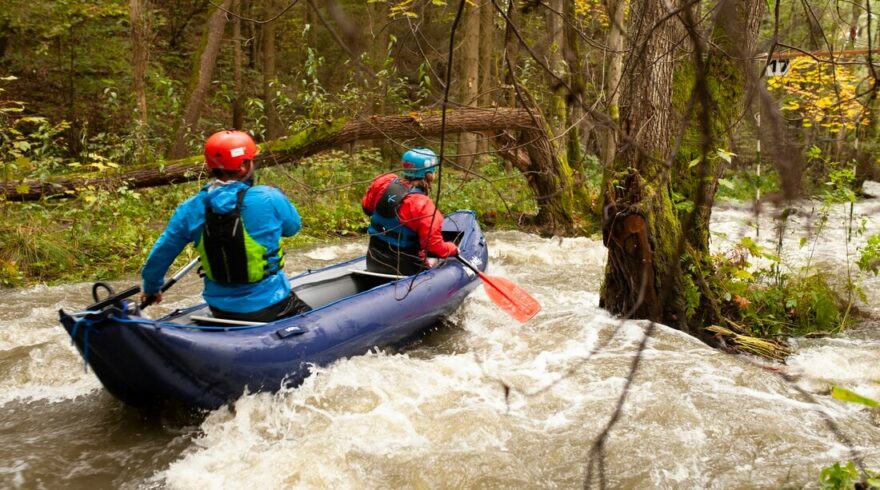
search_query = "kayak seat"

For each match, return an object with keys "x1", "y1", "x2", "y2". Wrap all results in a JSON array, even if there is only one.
[{"x1": 293, "y1": 272, "x2": 392, "y2": 310}]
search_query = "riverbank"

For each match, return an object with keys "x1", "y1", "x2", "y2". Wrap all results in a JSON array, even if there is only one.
[{"x1": 0, "y1": 150, "x2": 559, "y2": 287}]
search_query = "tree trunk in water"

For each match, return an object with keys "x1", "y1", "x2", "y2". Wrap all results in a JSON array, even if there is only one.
[
  {"x1": 456, "y1": 1, "x2": 480, "y2": 166},
  {"x1": 263, "y1": 0, "x2": 282, "y2": 140},
  {"x1": 167, "y1": 0, "x2": 232, "y2": 159},
  {"x1": 600, "y1": 0, "x2": 685, "y2": 327},
  {"x1": 130, "y1": 0, "x2": 151, "y2": 164},
  {"x1": 600, "y1": 0, "x2": 625, "y2": 168},
  {"x1": 600, "y1": 0, "x2": 765, "y2": 341},
  {"x1": 232, "y1": 0, "x2": 244, "y2": 130}
]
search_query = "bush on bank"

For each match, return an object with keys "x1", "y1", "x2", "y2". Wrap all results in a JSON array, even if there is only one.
[{"x1": 0, "y1": 148, "x2": 536, "y2": 287}]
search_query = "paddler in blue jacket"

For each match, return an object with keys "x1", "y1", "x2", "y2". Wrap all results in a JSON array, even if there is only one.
[{"x1": 140, "y1": 130, "x2": 309, "y2": 322}]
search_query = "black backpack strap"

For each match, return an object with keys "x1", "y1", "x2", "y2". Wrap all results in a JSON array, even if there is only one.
[
  {"x1": 202, "y1": 186, "x2": 251, "y2": 283},
  {"x1": 375, "y1": 179, "x2": 409, "y2": 218}
]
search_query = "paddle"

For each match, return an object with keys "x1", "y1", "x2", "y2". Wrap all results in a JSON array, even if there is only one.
[
  {"x1": 456, "y1": 256, "x2": 541, "y2": 323},
  {"x1": 139, "y1": 257, "x2": 201, "y2": 309}
]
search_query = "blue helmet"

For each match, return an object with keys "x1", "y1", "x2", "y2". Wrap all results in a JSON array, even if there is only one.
[{"x1": 401, "y1": 148, "x2": 438, "y2": 179}]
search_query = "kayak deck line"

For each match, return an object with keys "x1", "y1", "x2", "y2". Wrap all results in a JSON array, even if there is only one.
[
  {"x1": 189, "y1": 315, "x2": 266, "y2": 326},
  {"x1": 347, "y1": 269, "x2": 407, "y2": 280}
]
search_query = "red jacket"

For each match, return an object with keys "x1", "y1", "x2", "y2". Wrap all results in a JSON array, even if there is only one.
[{"x1": 362, "y1": 173, "x2": 458, "y2": 259}]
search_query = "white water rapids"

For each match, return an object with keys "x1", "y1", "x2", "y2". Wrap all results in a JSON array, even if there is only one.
[{"x1": 1, "y1": 191, "x2": 879, "y2": 489}]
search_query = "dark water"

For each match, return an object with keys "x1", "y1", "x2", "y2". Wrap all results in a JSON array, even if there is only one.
[{"x1": 1, "y1": 196, "x2": 879, "y2": 488}]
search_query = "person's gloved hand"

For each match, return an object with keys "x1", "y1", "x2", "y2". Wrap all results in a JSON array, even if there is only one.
[{"x1": 140, "y1": 292, "x2": 163, "y2": 306}]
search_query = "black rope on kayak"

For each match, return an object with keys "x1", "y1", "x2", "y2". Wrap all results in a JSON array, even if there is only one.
[{"x1": 69, "y1": 311, "x2": 101, "y2": 372}]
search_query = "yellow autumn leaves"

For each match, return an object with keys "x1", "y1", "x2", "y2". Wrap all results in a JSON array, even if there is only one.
[{"x1": 767, "y1": 57, "x2": 870, "y2": 133}]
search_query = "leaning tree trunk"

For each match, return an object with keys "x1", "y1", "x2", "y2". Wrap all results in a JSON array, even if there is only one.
[
  {"x1": 167, "y1": 0, "x2": 232, "y2": 159},
  {"x1": 3, "y1": 109, "x2": 584, "y2": 231}
]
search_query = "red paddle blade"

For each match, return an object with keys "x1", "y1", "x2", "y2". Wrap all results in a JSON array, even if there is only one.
[{"x1": 478, "y1": 272, "x2": 541, "y2": 323}]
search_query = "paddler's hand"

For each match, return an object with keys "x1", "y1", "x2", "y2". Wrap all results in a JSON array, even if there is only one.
[{"x1": 140, "y1": 292, "x2": 163, "y2": 306}]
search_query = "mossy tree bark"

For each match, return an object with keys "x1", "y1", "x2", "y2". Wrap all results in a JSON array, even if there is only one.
[
  {"x1": 492, "y1": 119, "x2": 588, "y2": 233},
  {"x1": 478, "y1": 0, "x2": 496, "y2": 155},
  {"x1": 600, "y1": 0, "x2": 683, "y2": 326},
  {"x1": 562, "y1": 0, "x2": 586, "y2": 169},
  {"x1": 600, "y1": 0, "x2": 764, "y2": 341},
  {"x1": 546, "y1": 0, "x2": 566, "y2": 141},
  {"x1": 501, "y1": 0, "x2": 520, "y2": 108}
]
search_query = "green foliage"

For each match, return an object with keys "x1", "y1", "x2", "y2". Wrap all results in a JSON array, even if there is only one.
[
  {"x1": 857, "y1": 234, "x2": 880, "y2": 275},
  {"x1": 820, "y1": 462, "x2": 860, "y2": 490},
  {"x1": 819, "y1": 461, "x2": 880, "y2": 490},
  {"x1": 0, "y1": 181, "x2": 194, "y2": 286},
  {"x1": 299, "y1": 47, "x2": 332, "y2": 120},
  {"x1": 713, "y1": 237, "x2": 850, "y2": 337},
  {"x1": 830, "y1": 386, "x2": 879, "y2": 408},
  {"x1": 715, "y1": 166, "x2": 781, "y2": 202},
  {"x1": 1, "y1": 77, "x2": 71, "y2": 180},
  {"x1": 822, "y1": 164, "x2": 858, "y2": 204},
  {"x1": 0, "y1": 148, "x2": 533, "y2": 286}
]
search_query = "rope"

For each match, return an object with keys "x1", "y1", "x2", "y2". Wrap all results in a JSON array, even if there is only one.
[{"x1": 69, "y1": 311, "x2": 101, "y2": 372}]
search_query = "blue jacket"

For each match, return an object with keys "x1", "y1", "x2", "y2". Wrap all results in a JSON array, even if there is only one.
[{"x1": 141, "y1": 180, "x2": 301, "y2": 313}]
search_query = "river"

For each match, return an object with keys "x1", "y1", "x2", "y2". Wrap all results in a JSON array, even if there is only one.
[{"x1": 1, "y1": 192, "x2": 879, "y2": 489}]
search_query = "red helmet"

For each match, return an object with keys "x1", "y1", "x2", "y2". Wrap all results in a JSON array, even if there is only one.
[{"x1": 204, "y1": 130, "x2": 259, "y2": 170}]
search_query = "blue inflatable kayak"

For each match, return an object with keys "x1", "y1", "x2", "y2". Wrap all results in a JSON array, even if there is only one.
[{"x1": 59, "y1": 210, "x2": 487, "y2": 409}]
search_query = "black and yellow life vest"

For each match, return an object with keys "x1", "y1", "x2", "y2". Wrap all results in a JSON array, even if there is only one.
[{"x1": 195, "y1": 187, "x2": 284, "y2": 284}]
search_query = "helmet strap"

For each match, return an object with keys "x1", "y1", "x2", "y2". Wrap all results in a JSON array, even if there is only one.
[{"x1": 237, "y1": 160, "x2": 254, "y2": 181}]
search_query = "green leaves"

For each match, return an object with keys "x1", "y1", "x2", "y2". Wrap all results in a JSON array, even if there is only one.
[
  {"x1": 819, "y1": 462, "x2": 860, "y2": 490},
  {"x1": 857, "y1": 234, "x2": 880, "y2": 275},
  {"x1": 831, "y1": 386, "x2": 879, "y2": 408},
  {"x1": 671, "y1": 190, "x2": 694, "y2": 213}
]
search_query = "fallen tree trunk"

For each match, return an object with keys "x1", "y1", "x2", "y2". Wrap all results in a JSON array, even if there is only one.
[
  {"x1": 3, "y1": 108, "x2": 533, "y2": 201},
  {"x1": 3, "y1": 107, "x2": 585, "y2": 231}
]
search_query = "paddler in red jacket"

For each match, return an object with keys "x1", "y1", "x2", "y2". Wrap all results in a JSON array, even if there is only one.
[{"x1": 361, "y1": 148, "x2": 459, "y2": 275}]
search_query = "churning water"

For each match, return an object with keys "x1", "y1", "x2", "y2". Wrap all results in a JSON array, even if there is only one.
[{"x1": 1, "y1": 192, "x2": 879, "y2": 489}]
